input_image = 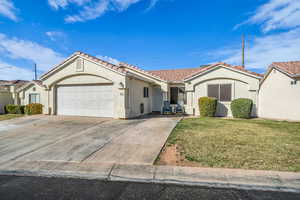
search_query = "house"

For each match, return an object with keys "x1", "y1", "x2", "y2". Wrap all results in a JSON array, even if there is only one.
[
  {"x1": 15, "y1": 51, "x2": 262, "y2": 119},
  {"x1": 0, "y1": 80, "x2": 28, "y2": 113},
  {"x1": 259, "y1": 62, "x2": 300, "y2": 121}
]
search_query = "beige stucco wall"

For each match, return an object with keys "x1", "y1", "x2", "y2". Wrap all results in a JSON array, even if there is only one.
[
  {"x1": 0, "y1": 91, "x2": 13, "y2": 113},
  {"x1": 259, "y1": 68, "x2": 300, "y2": 121},
  {"x1": 185, "y1": 66, "x2": 260, "y2": 117},
  {"x1": 18, "y1": 83, "x2": 47, "y2": 114},
  {"x1": 125, "y1": 77, "x2": 153, "y2": 117},
  {"x1": 41, "y1": 57, "x2": 127, "y2": 119}
]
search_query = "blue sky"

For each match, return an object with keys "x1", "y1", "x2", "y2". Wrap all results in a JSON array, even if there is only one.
[{"x1": 0, "y1": 0, "x2": 300, "y2": 80}]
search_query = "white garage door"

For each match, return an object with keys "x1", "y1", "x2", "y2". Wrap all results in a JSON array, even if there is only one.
[{"x1": 57, "y1": 85, "x2": 114, "y2": 117}]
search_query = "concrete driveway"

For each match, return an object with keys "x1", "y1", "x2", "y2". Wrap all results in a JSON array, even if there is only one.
[{"x1": 0, "y1": 115, "x2": 180, "y2": 167}]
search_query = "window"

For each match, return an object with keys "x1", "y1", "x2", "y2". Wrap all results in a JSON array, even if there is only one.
[
  {"x1": 170, "y1": 87, "x2": 186, "y2": 105},
  {"x1": 143, "y1": 87, "x2": 149, "y2": 98},
  {"x1": 207, "y1": 84, "x2": 232, "y2": 102},
  {"x1": 29, "y1": 94, "x2": 40, "y2": 104}
]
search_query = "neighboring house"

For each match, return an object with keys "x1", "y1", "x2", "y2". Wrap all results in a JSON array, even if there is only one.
[
  {"x1": 17, "y1": 80, "x2": 45, "y2": 106},
  {"x1": 16, "y1": 51, "x2": 262, "y2": 119},
  {"x1": 0, "y1": 80, "x2": 28, "y2": 113},
  {"x1": 259, "y1": 62, "x2": 300, "y2": 121}
]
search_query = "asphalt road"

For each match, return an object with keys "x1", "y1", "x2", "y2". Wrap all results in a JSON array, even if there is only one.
[{"x1": 0, "y1": 175, "x2": 299, "y2": 200}]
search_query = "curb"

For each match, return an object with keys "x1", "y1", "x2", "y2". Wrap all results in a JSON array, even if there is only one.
[{"x1": 0, "y1": 161, "x2": 299, "y2": 193}]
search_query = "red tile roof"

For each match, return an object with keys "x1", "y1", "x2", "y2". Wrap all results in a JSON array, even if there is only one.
[
  {"x1": 148, "y1": 63, "x2": 263, "y2": 82},
  {"x1": 32, "y1": 80, "x2": 43, "y2": 86},
  {"x1": 148, "y1": 67, "x2": 209, "y2": 82},
  {"x1": 272, "y1": 61, "x2": 300, "y2": 76},
  {"x1": 40, "y1": 51, "x2": 262, "y2": 83},
  {"x1": 119, "y1": 62, "x2": 167, "y2": 81},
  {"x1": 40, "y1": 51, "x2": 127, "y2": 79}
]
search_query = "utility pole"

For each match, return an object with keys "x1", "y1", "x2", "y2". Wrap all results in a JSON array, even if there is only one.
[
  {"x1": 34, "y1": 63, "x2": 37, "y2": 80},
  {"x1": 242, "y1": 34, "x2": 245, "y2": 68}
]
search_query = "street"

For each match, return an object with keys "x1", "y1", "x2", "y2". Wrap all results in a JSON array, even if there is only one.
[{"x1": 0, "y1": 175, "x2": 299, "y2": 200}]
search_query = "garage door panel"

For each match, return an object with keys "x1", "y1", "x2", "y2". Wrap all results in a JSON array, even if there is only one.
[{"x1": 57, "y1": 85, "x2": 114, "y2": 117}]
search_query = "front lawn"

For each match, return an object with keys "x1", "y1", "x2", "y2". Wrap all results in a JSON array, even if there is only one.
[
  {"x1": 157, "y1": 118, "x2": 300, "y2": 172},
  {"x1": 0, "y1": 114, "x2": 24, "y2": 121}
]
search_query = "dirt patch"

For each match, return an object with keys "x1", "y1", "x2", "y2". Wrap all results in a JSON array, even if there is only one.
[{"x1": 156, "y1": 144, "x2": 202, "y2": 167}]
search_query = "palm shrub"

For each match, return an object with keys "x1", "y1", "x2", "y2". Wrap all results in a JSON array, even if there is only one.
[
  {"x1": 231, "y1": 98, "x2": 253, "y2": 119},
  {"x1": 25, "y1": 103, "x2": 43, "y2": 115},
  {"x1": 198, "y1": 97, "x2": 218, "y2": 117}
]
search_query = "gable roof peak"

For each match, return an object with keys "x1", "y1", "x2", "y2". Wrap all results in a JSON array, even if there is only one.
[{"x1": 184, "y1": 62, "x2": 263, "y2": 80}]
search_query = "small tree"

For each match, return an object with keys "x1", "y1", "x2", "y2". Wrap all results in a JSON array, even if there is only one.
[
  {"x1": 231, "y1": 98, "x2": 253, "y2": 119},
  {"x1": 198, "y1": 97, "x2": 218, "y2": 117}
]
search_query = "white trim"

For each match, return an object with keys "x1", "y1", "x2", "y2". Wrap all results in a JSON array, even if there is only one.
[{"x1": 16, "y1": 81, "x2": 44, "y2": 93}]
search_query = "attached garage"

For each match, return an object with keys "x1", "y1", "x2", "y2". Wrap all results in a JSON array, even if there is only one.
[{"x1": 56, "y1": 85, "x2": 114, "y2": 117}]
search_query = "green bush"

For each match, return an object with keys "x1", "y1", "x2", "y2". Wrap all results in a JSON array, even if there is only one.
[
  {"x1": 19, "y1": 105, "x2": 25, "y2": 114},
  {"x1": 4, "y1": 104, "x2": 24, "y2": 114},
  {"x1": 231, "y1": 98, "x2": 253, "y2": 119},
  {"x1": 199, "y1": 97, "x2": 218, "y2": 117},
  {"x1": 25, "y1": 103, "x2": 43, "y2": 115}
]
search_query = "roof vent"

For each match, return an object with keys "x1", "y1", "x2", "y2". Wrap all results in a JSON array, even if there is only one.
[{"x1": 76, "y1": 58, "x2": 84, "y2": 72}]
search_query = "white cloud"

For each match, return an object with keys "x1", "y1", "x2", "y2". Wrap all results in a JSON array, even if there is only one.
[
  {"x1": 0, "y1": 0, "x2": 18, "y2": 21},
  {"x1": 0, "y1": 33, "x2": 64, "y2": 71},
  {"x1": 46, "y1": 31, "x2": 66, "y2": 41},
  {"x1": 49, "y1": 0, "x2": 162, "y2": 23},
  {"x1": 65, "y1": 0, "x2": 110, "y2": 23},
  {"x1": 0, "y1": 61, "x2": 34, "y2": 80},
  {"x1": 211, "y1": 28, "x2": 300, "y2": 70},
  {"x1": 220, "y1": 0, "x2": 300, "y2": 71},
  {"x1": 145, "y1": 0, "x2": 159, "y2": 11},
  {"x1": 239, "y1": 0, "x2": 300, "y2": 32},
  {"x1": 48, "y1": 0, "x2": 91, "y2": 10},
  {"x1": 96, "y1": 54, "x2": 120, "y2": 65}
]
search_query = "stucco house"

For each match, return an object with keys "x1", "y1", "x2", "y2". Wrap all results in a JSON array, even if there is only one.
[
  {"x1": 15, "y1": 51, "x2": 262, "y2": 119},
  {"x1": 0, "y1": 80, "x2": 28, "y2": 114},
  {"x1": 259, "y1": 62, "x2": 300, "y2": 121}
]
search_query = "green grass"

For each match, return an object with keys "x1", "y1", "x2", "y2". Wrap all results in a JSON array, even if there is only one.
[
  {"x1": 167, "y1": 117, "x2": 300, "y2": 172},
  {"x1": 0, "y1": 114, "x2": 24, "y2": 121}
]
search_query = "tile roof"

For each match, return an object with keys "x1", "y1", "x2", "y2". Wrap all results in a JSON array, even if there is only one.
[
  {"x1": 148, "y1": 67, "x2": 209, "y2": 82},
  {"x1": 32, "y1": 80, "x2": 43, "y2": 86},
  {"x1": 76, "y1": 51, "x2": 126, "y2": 74},
  {"x1": 148, "y1": 63, "x2": 263, "y2": 82},
  {"x1": 40, "y1": 51, "x2": 263, "y2": 83},
  {"x1": 119, "y1": 62, "x2": 167, "y2": 82},
  {"x1": 0, "y1": 80, "x2": 29, "y2": 91},
  {"x1": 185, "y1": 62, "x2": 263, "y2": 80},
  {"x1": 40, "y1": 51, "x2": 127, "y2": 79},
  {"x1": 272, "y1": 61, "x2": 300, "y2": 76}
]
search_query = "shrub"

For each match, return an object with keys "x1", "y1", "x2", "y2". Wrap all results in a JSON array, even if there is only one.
[
  {"x1": 4, "y1": 104, "x2": 24, "y2": 114},
  {"x1": 25, "y1": 103, "x2": 43, "y2": 115},
  {"x1": 231, "y1": 98, "x2": 253, "y2": 119},
  {"x1": 19, "y1": 105, "x2": 25, "y2": 114},
  {"x1": 198, "y1": 97, "x2": 218, "y2": 117}
]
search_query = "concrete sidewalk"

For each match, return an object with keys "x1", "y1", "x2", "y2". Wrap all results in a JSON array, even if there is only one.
[{"x1": 0, "y1": 161, "x2": 299, "y2": 193}]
